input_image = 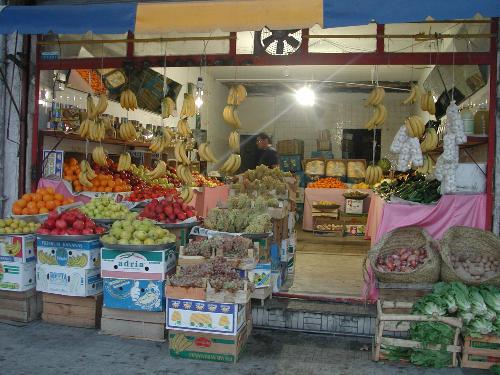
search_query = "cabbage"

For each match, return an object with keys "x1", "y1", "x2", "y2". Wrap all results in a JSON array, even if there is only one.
[
  {"x1": 458, "y1": 311, "x2": 475, "y2": 325},
  {"x1": 482, "y1": 308, "x2": 497, "y2": 322},
  {"x1": 451, "y1": 282, "x2": 471, "y2": 312},
  {"x1": 470, "y1": 288, "x2": 488, "y2": 316},
  {"x1": 466, "y1": 317, "x2": 494, "y2": 337},
  {"x1": 412, "y1": 295, "x2": 447, "y2": 316},
  {"x1": 479, "y1": 286, "x2": 500, "y2": 313}
]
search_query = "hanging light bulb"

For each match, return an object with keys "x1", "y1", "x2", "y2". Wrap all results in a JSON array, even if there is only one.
[
  {"x1": 195, "y1": 77, "x2": 204, "y2": 110},
  {"x1": 295, "y1": 86, "x2": 315, "y2": 106}
]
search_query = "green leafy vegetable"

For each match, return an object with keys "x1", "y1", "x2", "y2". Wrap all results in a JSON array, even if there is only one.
[
  {"x1": 410, "y1": 349, "x2": 452, "y2": 368},
  {"x1": 480, "y1": 286, "x2": 500, "y2": 313},
  {"x1": 470, "y1": 287, "x2": 488, "y2": 316},
  {"x1": 382, "y1": 346, "x2": 411, "y2": 361},
  {"x1": 409, "y1": 322, "x2": 455, "y2": 347},
  {"x1": 412, "y1": 294, "x2": 447, "y2": 316},
  {"x1": 465, "y1": 317, "x2": 494, "y2": 337},
  {"x1": 451, "y1": 282, "x2": 472, "y2": 312},
  {"x1": 491, "y1": 364, "x2": 500, "y2": 374}
]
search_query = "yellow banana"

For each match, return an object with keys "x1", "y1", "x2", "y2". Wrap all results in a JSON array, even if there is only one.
[
  {"x1": 427, "y1": 91, "x2": 436, "y2": 115},
  {"x1": 402, "y1": 84, "x2": 418, "y2": 105},
  {"x1": 87, "y1": 94, "x2": 97, "y2": 120},
  {"x1": 79, "y1": 171, "x2": 93, "y2": 187},
  {"x1": 235, "y1": 84, "x2": 247, "y2": 105}
]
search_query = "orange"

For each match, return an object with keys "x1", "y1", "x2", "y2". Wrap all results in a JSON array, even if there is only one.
[
  {"x1": 107, "y1": 180, "x2": 115, "y2": 188},
  {"x1": 22, "y1": 208, "x2": 30, "y2": 215},
  {"x1": 42, "y1": 194, "x2": 53, "y2": 202},
  {"x1": 114, "y1": 178, "x2": 123, "y2": 185},
  {"x1": 45, "y1": 187, "x2": 55, "y2": 194},
  {"x1": 12, "y1": 206, "x2": 22, "y2": 215},
  {"x1": 39, "y1": 207, "x2": 49, "y2": 214},
  {"x1": 27, "y1": 201, "x2": 37, "y2": 209},
  {"x1": 36, "y1": 201, "x2": 46, "y2": 209},
  {"x1": 74, "y1": 185, "x2": 82, "y2": 192},
  {"x1": 54, "y1": 193, "x2": 64, "y2": 201},
  {"x1": 45, "y1": 201, "x2": 57, "y2": 211},
  {"x1": 21, "y1": 193, "x2": 32, "y2": 202},
  {"x1": 104, "y1": 187, "x2": 112, "y2": 192},
  {"x1": 16, "y1": 199, "x2": 28, "y2": 208},
  {"x1": 33, "y1": 193, "x2": 43, "y2": 202},
  {"x1": 27, "y1": 207, "x2": 38, "y2": 215},
  {"x1": 53, "y1": 200, "x2": 62, "y2": 207},
  {"x1": 113, "y1": 186, "x2": 122, "y2": 192},
  {"x1": 98, "y1": 187, "x2": 106, "y2": 192}
]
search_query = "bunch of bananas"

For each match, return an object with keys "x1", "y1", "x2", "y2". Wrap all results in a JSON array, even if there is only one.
[
  {"x1": 120, "y1": 89, "x2": 138, "y2": 111},
  {"x1": 79, "y1": 159, "x2": 97, "y2": 187},
  {"x1": 223, "y1": 105, "x2": 242, "y2": 129},
  {"x1": 364, "y1": 104, "x2": 387, "y2": 130},
  {"x1": 5, "y1": 242, "x2": 21, "y2": 256},
  {"x1": 149, "y1": 128, "x2": 173, "y2": 153},
  {"x1": 198, "y1": 143, "x2": 218, "y2": 163},
  {"x1": 119, "y1": 122, "x2": 137, "y2": 141},
  {"x1": 88, "y1": 120, "x2": 106, "y2": 142},
  {"x1": 87, "y1": 93, "x2": 108, "y2": 120},
  {"x1": 177, "y1": 118, "x2": 192, "y2": 137},
  {"x1": 420, "y1": 128, "x2": 439, "y2": 153},
  {"x1": 402, "y1": 84, "x2": 420, "y2": 105},
  {"x1": 161, "y1": 96, "x2": 176, "y2": 119},
  {"x1": 92, "y1": 146, "x2": 107, "y2": 167},
  {"x1": 365, "y1": 165, "x2": 383, "y2": 185},
  {"x1": 78, "y1": 118, "x2": 93, "y2": 139},
  {"x1": 365, "y1": 86, "x2": 385, "y2": 107},
  {"x1": 147, "y1": 160, "x2": 167, "y2": 179},
  {"x1": 169, "y1": 333, "x2": 192, "y2": 354},
  {"x1": 417, "y1": 154, "x2": 435, "y2": 174},
  {"x1": 420, "y1": 90, "x2": 436, "y2": 115},
  {"x1": 227, "y1": 85, "x2": 247, "y2": 105},
  {"x1": 404, "y1": 115, "x2": 426, "y2": 138},
  {"x1": 67, "y1": 254, "x2": 89, "y2": 268},
  {"x1": 180, "y1": 93, "x2": 196, "y2": 118},
  {"x1": 38, "y1": 251, "x2": 57, "y2": 265},
  {"x1": 228, "y1": 131, "x2": 240, "y2": 153},
  {"x1": 117, "y1": 153, "x2": 132, "y2": 171},
  {"x1": 180, "y1": 187, "x2": 194, "y2": 204},
  {"x1": 219, "y1": 154, "x2": 241, "y2": 175},
  {"x1": 176, "y1": 164, "x2": 193, "y2": 185},
  {"x1": 174, "y1": 141, "x2": 190, "y2": 165}
]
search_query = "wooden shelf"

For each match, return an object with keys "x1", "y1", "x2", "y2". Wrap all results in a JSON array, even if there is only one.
[
  {"x1": 429, "y1": 135, "x2": 488, "y2": 154},
  {"x1": 40, "y1": 130, "x2": 152, "y2": 148}
]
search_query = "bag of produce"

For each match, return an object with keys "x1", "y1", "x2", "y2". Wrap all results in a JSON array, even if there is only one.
[
  {"x1": 368, "y1": 226, "x2": 440, "y2": 283},
  {"x1": 440, "y1": 226, "x2": 500, "y2": 286},
  {"x1": 325, "y1": 160, "x2": 346, "y2": 177}
]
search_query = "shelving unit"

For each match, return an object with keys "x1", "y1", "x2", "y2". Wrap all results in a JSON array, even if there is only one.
[{"x1": 40, "y1": 130, "x2": 152, "y2": 148}]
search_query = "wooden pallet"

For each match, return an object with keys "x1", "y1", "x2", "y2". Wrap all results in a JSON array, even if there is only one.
[
  {"x1": 0, "y1": 289, "x2": 41, "y2": 323},
  {"x1": 251, "y1": 286, "x2": 272, "y2": 306},
  {"x1": 42, "y1": 293, "x2": 102, "y2": 329},
  {"x1": 461, "y1": 335, "x2": 500, "y2": 369},
  {"x1": 101, "y1": 308, "x2": 166, "y2": 342},
  {"x1": 373, "y1": 300, "x2": 462, "y2": 367},
  {"x1": 378, "y1": 282, "x2": 434, "y2": 303}
]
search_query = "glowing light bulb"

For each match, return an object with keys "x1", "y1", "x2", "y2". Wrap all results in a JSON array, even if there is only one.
[{"x1": 295, "y1": 86, "x2": 315, "y2": 106}]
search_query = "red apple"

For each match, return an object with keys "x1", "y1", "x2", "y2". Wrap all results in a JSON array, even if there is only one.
[
  {"x1": 48, "y1": 210, "x2": 59, "y2": 220},
  {"x1": 37, "y1": 228, "x2": 51, "y2": 235},
  {"x1": 50, "y1": 229, "x2": 59, "y2": 235},
  {"x1": 44, "y1": 218, "x2": 56, "y2": 230},
  {"x1": 73, "y1": 220, "x2": 85, "y2": 231},
  {"x1": 94, "y1": 226, "x2": 106, "y2": 234},
  {"x1": 82, "y1": 228, "x2": 94, "y2": 235},
  {"x1": 67, "y1": 228, "x2": 80, "y2": 235},
  {"x1": 177, "y1": 212, "x2": 186, "y2": 221},
  {"x1": 55, "y1": 219, "x2": 67, "y2": 230}
]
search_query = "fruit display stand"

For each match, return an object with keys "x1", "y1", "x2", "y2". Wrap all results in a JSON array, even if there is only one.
[
  {"x1": 42, "y1": 293, "x2": 103, "y2": 329},
  {"x1": 101, "y1": 308, "x2": 166, "y2": 342},
  {"x1": 302, "y1": 188, "x2": 372, "y2": 231}
]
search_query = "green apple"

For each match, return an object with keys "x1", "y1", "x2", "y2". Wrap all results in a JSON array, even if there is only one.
[
  {"x1": 130, "y1": 238, "x2": 142, "y2": 245},
  {"x1": 118, "y1": 238, "x2": 130, "y2": 245},
  {"x1": 133, "y1": 231, "x2": 147, "y2": 241},
  {"x1": 102, "y1": 235, "x2": 117, "y2": 245},
  {"x1": 144, "y1": 238, "x2": 155, "y2": 245},
  {"x1": 120, "y1": 231, "x2": 132, "y2": 240},
  {"x1": 110, "y1": 227, "x2": 122, "y2": 238}
]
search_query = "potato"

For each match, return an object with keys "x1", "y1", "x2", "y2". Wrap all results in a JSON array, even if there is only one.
[
  {"x1": 469, "y1": 265, "x2": 485, "y2": 276},
  {"x1": 484, "y1": 271, "x2": 497, "y2": 279}
]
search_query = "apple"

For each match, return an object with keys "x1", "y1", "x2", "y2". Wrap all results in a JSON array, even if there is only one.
[
  {"x1": 55, "y1": 219, "x2": 67, "y2": 230},
  {"x1": 67, "y1": 228, "x2": 80, "y2": 235},
  {"x1": 44, "y1": 218, "x2": 56, "y2": 230},
  {"x1": 73, "y1": 220, "x2": 85, "y2": 231},
  {"x1": 82, "y1": 228, "x2": 94, "y2": 235},
  {"x1": 37, "y1": 228, "x2": 51, "y2": 235},
  {"x1": 94, "y1": 227, "x2": 106, "y2": 234}
]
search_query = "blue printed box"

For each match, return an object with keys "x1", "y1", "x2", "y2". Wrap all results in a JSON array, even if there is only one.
[
  {"x1": 167, "y1": 298, "x2": 246, "y2": 336},
  {"x1": 103, "y1": 278, "x2": 166, "y2": 312},
  {"x1": 37, "y1": 239, "x2": 101, "y2": 269},
  {"x1": 36, "y1": 263, "x2": 102, "y2": 297},
  {"x1": 248, "y1": 263, "x2": 271, "y2": 288}
]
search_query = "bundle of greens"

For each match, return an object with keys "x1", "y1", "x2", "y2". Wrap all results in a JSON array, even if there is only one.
[
  {"x1": 204, "y1": 207, "x2": 272, "y2": 234},
  {"x1": 183, "y1": 236, "x2": 253, "y2": 259}
]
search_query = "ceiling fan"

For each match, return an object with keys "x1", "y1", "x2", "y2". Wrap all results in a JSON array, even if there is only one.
[{"x1": 259, "y1": 27, "x2": 302, "y2": 56}]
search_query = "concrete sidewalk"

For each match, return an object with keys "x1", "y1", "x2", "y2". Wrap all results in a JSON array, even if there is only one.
[{"x1": 0, "y1": 321, "x2": 487, "y2": 375}]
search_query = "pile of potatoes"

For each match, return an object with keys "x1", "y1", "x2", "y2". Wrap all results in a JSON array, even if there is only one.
[{"x1": 450, "y1": 254, "x2": 500, "y2": 281}]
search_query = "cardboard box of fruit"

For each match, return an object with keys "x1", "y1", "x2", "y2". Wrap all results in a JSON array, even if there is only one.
[
  {"x1": 0, "y1": 261, "x2": 35, "y2": 291},
  {"x1": 0, "y1": 234, "x2": 36, "y2": 263},
  {"x1": 103, "y1": 278, "x2": 166, "y2": 312},
  {"x1": 37, "y1": 239, "x2": 101, "y2": 269},
  {"x1": 36, "y1": 264, "x2": 102, "y2": 297}
]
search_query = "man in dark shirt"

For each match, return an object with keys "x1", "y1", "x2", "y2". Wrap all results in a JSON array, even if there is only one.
[{"x1": 256, "y1": 132, "x2": 279, "y2": 168}]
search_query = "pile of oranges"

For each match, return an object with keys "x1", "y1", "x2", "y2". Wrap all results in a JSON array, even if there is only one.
[
  {"x1": 12, "y1": 187, "x2": 75, "y2": 215},
  {"x1": 308, "y1": 177, "x2": 347, "y2": 189},
  {"x1": 63, "y1": 157, "x2": 81, "y2": 185},
  {"x1": 74, "y1": 174, "x2": 132, "y2": 193}
]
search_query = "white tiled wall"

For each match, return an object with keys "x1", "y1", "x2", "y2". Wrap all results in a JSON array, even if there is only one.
[{"x1": 237, "y1": 92, "x2": 416, "y2": 159}]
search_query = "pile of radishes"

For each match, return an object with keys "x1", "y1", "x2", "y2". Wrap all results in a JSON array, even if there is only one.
[
  {"x1": 375, "y1": 248, "x2": 428, "y2": 273},
  {"x1": 450, "y1": 254, "x2": 500, "y2": 281}
]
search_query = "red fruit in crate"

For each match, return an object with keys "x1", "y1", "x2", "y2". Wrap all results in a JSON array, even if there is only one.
[
  {"x1": 50, "y1": 229, "x2": 59, "y2": 235},
  {"x1": 94, "y1": 226, "x2": 106, "y2": 234},
  {"x1": 158, "y1": 213, "x2": 166, "y2": 222},
  {"x1": 85, "y1": 220, "x2": 96, "y2": 229},
  {"x1": 186, "y1": 211, "x2": 194, "y2": 218},
  {"x1": 48, "y1": 210, "x2": 59, "y2": 220},
  {"x1": 74, "y1": 210, "x2": 85, "y2": 221},
  {"x1": 177, "y1": 212, "x2": 186, "y2": 221},
  {"x1": 67, "y1": 228, "x2": 80, "y2": 235},
  {"x1": 37, "y1": 228, "x2": 51, "y2": 235},
  {"x1": 44, "y1": 218, "x2": 56, "y2": 230},
  {"x1": 55, "y1": 219, "x2": 67, "y2": 230},
  {"x1": 73, "y1": 220, "x2": 85, "y2": 231},
  {"x1": 163, "y1": 206, "x2": 173, "y2": 216},
  {"x1": 82, "y1": 228, "x2": 94, "y2": 235},
  {"x1": 168, "y1": 213, "x2": 176, "y2": 222},
  {"x1": 154, "y1": 205, "x2": 163, "y2": 214}
]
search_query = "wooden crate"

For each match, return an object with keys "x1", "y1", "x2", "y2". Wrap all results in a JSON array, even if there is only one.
[
  {"x1": 312, "y1": 216, "x2": 344, "y2": 237},
  {"x1": 378, "y1": 283, "x2": 434, "y2": 303},
  {"x1": 42, "y1": 293, "x2": 102, "y2": 329},
  {"x1": 0, "y1": 289, "x2": 41, "y2": 323},
  {"x1": 251, "y1": 286, "x2": 272, "y2": 306},
  {"x1": 461, "y1": 335, "x2": 500, "y2": 369},
  {"x1": 373, "y1": 300, "x2": 462, "y2": 367},
  {"x1": 101, "y1": 308, "x2": 166, "y2": 342}
]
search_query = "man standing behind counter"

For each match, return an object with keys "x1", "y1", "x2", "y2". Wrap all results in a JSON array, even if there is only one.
[{"x1": 256, "y1": 132, "x2": 279, "y2": 168}]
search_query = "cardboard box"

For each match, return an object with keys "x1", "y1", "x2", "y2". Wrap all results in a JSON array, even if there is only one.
[
  {"x1": 42, "y1": 293, "x2": 102, "y2": 328},
  {"x1": 166, "y1": 298, "x2": 246, "y2": 335},
  {"x1": 345, "y1": 198, "x2": 364, "y2": 214},
  {"x1": 168, "y1": 321, "x2": 250, "y2": 363},
  {"x1": 101, "y1": 308, "x2": 166, "y2": 341},
  {"x1": 255, "y1": 237, "x2": 271, "y2": 263},
  {"x1": 276, "y1": 139, "x2": 304, "y2": 156},
  {"x1": 36, "y1": 264, "x2": 102, "y2": 297},
  {"x1": 101, "y1": 247, "x2": 176, "y2": 280},
  {"x1": 345, "y1": 224, "x2": 366, "y2": 236},
  {"x1": 0, "y1": 261, "x2": 35, "y2": 292},
  {"x1": 37, "y1": 239, "x2": 100, "y2": 269},
  {"x1": 0, "y1": 289, "x2": 41, "y2": 323},
  {"x1": 165, "y1": 282, "x2": 251, "y2": 305},
  {"x1": 248, "y1": 263, "x2": 271, "y2": 288},
  {"x1": 456, "y1": 163, "x2": 486, "y2": 193},
  {"x1": 0, "y1": 235, "x2": 36, "y2": 263},
  {"x1": 271, "y1": 271, "x2": 282, "y2": 293},
  {"x1": 340, "y1": 212, "x2": 368, "y2": 225},
  {"x1": 42, "y1": 150, "x2": 64, "y2": 178},
  {"x1": 280, "y1": 239, "x2": 289, "y2": 262},
  {"x1": 287, "y1": 254, "x2": 295, "y2": 274},
  {"x1": 316, "y1": 139, "x2": 332, "y2": 151},
  {"x1": 103, "y1": 278, "x2": 165, "y2": 312}
]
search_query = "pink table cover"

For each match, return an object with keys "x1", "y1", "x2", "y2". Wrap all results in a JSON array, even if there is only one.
[
  {"x1": 302, "y1": 188, "x2": 372, "y2": 231},
  {"x1": 363, "y1": 193, "x2": 488, "y2": 301},
  {"x1": 193, "y1": 185, "x2": 230, "y2": 218}
]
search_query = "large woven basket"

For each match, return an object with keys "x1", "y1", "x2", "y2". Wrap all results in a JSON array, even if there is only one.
[
  {"x1": 368, "y1": 226, "x2": 440, "y2": 283},
  {"x1": 440, "y1": 226, "x2": 500, "y2": 286}
]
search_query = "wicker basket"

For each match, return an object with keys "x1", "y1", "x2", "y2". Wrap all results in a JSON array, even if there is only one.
[
  {"x1": 440, "y1": 226, "x2": 500, "y2": 286},
  {"x1": 368, "y1": 226, "x2": 440, "y2": 283}
]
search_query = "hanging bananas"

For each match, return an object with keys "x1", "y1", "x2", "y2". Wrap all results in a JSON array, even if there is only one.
[
  {"x1": 176, "y1": 164, "x2": 193, "y2": 185},
  {"x1": 119, "y1": 122, "x2": 137, "y2": 141},
  {"x1": 228, "y1": 131, "x2": 240, "y2": 153},
  {"x1": 198, "y1": 143, "x2": 218, "y2": 163},
  {"x1": 420, "y1": 128, "x2": 439, "y2": 153},
  {"x1": 78, "y1": 118, "x2": 93, "y2": 139},
  {"x1": 161, "y1": 97, "x2": 176, "y2": 119},
  {"x1": 88, "y1": 120, "x2": 106, "y2": 142},
  {"x1": 402, "y1": 84, "x2": 419, "y2": 105},
  {"x1": 404, "y1": 115, "x2": 426, "y2": 139},
  {"x1": 227, "y1": 85, "x2": 247, "y2": 106},
  {"x1": 117, "y1": 153, "x2": 132, "y2": 171},
  {"x1": 179, "y1": 93, "x2": 196, "y2": 118},
  {"x1": 179, "y1": 188, "x2": 194, "y2": 204},
  {"x1": 78, "y1": 160, "x2": 97, "y2": 188},
  {"x1": 174, "y1": 141, "x2": 191, "y2": 165},
  {"x1": 91, "y1": 146, "x2": 107, "y2": 167},
  {"x1": 120, "y1": 89, "x2": 138, "y2": 111},
  {"x1": 149, "y1": 128, "x2": 172, "y2": 153},
  {"x1": 219, "y1": 154, "x2": 241, "y2": 175},
  {"x1": 223, "y1": 105, "x2": 242, "y2": 129},
  {"x1": 365, "y1": 86, "x2": 385, "y2": 107},
  {"x1": 177, "y1": 118, "x2": 192, "y2": 137},
  {"x1": 147, "y1": 160, "x2": 167, "y2": 179},
  {"x1": 416, "y1": 154, "x2": 435, "y2": 174},
  {"x1": 364, "y1": 104, "x2": 387, "y2": 130},
  {"x1": 365, "y1": 165, "x2": 383, "y2": 185},
  {"x1": 420, "y1": 90, "x2": 436, "y2": 115}
]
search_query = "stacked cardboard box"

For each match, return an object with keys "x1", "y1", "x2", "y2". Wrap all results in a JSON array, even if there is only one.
[
  {"x1": 0, "y1": 234, "x2": 39, "y2": 322},
  {"x1": 36, "y1": 238, "x2": 103, "y2": 327},
  {"x1": 100, "y1": 245, "x2": 176, "y2": 341}
]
